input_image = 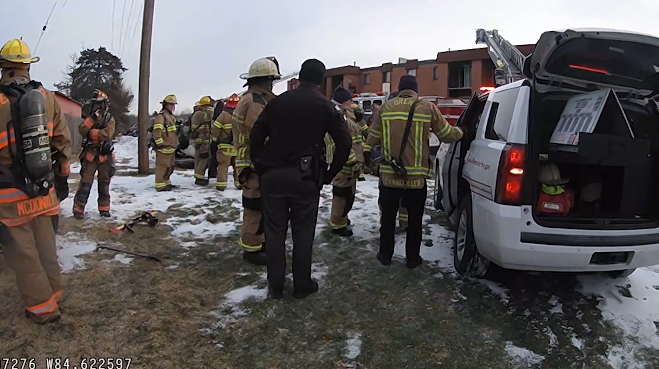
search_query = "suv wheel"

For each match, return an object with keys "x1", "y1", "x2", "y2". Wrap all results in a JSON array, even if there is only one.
[
  {"x1": 454, "y1": 195, "x2": 491, "y2": 278},
  {"x1": 607, "y1": 268, "x2": 636, "y2": 279},
  {"x1": 433, "y1": 159, "x2": 443, "y2": 210}
]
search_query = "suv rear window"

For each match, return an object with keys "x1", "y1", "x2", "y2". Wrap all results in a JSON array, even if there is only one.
[{"x1": 545, "y1": 38, "x2": 659, "y2": 90}]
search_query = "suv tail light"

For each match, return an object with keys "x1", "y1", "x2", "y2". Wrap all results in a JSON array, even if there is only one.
[{"x1": 495, "y1": 144, "x2": 525, "y2": 205}]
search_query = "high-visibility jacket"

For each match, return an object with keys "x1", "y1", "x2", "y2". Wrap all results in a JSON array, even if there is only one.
[
  {"x1": 232, "y1": 86, "x2": 276, "y2": 170},
  {"x1": 79, "y1": 113, "x2": 116, "y2": 163},
  {"x1": 152, "y1": 109, "x2": 178, "y2": 155},
  {"x1": 212, "y1": 110, "x2": 236, "y2": 156},
  {"x1": 0, "y1": 74, "x2": 72, "y2": 227},
  {"x1": 364, "y1": 89, "x2": 462, "y2": 189},
  {"x1": 325, "y1": 102, "x2": 363, "y2": 176}
]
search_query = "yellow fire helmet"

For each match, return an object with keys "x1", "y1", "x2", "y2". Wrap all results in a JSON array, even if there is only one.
[
  {"x1": 240, "y1": 57, "x2": 281, "y2": 80},
  {"x1": 162, "y1": 94, "x2": 178, "y2": 104},
  {"x1": 0, "y1": 38, "x2": 39, "y2": 64},
  {"x1": 196, "y1": 96, "x2": 213, "y2": 106}
]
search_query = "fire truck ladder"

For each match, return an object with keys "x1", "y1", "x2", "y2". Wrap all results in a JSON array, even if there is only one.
[{"x1": 475, "y1": 29, "x2": 526, "y2": 87}]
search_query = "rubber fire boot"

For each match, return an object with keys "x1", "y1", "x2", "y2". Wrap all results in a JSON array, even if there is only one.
[
  {"x1": 242, "y1": 250, "x2": 267, "y2": 266},
  {"x1": 332, "y1": 227, "x2": 353, "y2": 237},
  {"x1": 24, "y1": 310, "x2": 61, "y2": 324},
  {"x1": 195, "y1": 178, "x2": 209, "y2": 186},
  {"x1": 100, "y1": 211, "x2": 111, "y2": 218},
  {"x1": 73, "y1": 212, "x2": 84, "y2": 220},
  {"x1": 293, "y1": 280, "x2": 319, "y2": 299}
]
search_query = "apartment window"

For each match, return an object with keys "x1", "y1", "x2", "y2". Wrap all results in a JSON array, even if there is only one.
[
  {"x1": 433, "y1": 67, "x2": 439, "y2": 80},
  {"x1": 363, "y1": 73, "x2": 370, "y2": 85},
  {"x1": 383, "y1": 71, "x2": 391, "y2": 83},
  {"x1": 461, "y1": 64, "x2": 472, "y2": 88},
  {"x1": 407, "y1": 69, "x2": 417, "y2": 76}
]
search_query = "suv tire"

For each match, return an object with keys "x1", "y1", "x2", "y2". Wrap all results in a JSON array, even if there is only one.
[
  {"x1": 607, "y1": 268, "x2": 636, "y2": 279},
  {"x1": 433, "y1": 159, "x2": 443, "y2": 210},
  {"x1": 454, "y1": 195, "x2": 491, "y2": 278}
]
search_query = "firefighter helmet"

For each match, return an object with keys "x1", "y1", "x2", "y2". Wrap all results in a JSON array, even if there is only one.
[
  {"x1": 539, "y1": 163, "x2": 568, "y2": 185},
  {"x1": 0, "y1": 38, "x2": 39, "y2": 64},
  {"x1": 196, "y1": 95, "x2": 213, "y2": 106},
  {"x1": 162, "y1": 94, "x2": 178, "y2": 104},
  {"x1": 240, "y1": 57, "x2": 281, "y2": 80},
  {"x1": 92, "y1": 89, "x2": 108, "y2": 102},
  {"x1": 225, "y1": 94, "x2": 240, "y2": 109}
]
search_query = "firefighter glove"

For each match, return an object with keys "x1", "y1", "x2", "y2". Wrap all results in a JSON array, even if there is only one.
[{"x1": 54, "y1": 175, "x2": 69, "y2": 201}]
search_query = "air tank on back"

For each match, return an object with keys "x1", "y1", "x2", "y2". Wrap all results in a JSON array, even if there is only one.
[{"x1": 19, "y1": 88, "x2": 52, "y2": 181}]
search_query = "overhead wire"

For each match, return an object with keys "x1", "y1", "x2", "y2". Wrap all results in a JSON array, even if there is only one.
[
  {"x1": 119, "y1": 0, "x2": 128, "y2": 57},
  {"x1": 127, "y1": 0, "x2": 144, "y2": 59},
  {"x1": 34, "y1": 0, "x2": 59, "y2": 53},
  {"x1": 111, "y1": 0, "x2": 116, "y2": 51},
  {"x1": 120, "y1": 0, "x2": 137, "y2": 58}
]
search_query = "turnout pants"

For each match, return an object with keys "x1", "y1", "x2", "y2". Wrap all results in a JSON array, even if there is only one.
[
  {"x1": 194, "y1": 144, "x2": 210, "y2": 180},
  {"x1": 261, "y1": 165, "x2": 320, "y2": 291},
  {"x1": 73, "y1": 158, "x2": 114, "y2": 215},
  {"x1": 208, "y1": 142, "x2": 218, "y2": 179},
  {"x1": 239, "y1": 170, "x2": 264, "y2": 252},
  {"x1": 379, "y1": 183, "x2": 427, "y2": 261},
  {"x1": 216, "y1": 150, "x2": 233, "y2": 190},
  {"x1": 330, "y1": 171, "x2": 358, "y2": 229},
  {"x1": 155, "y1": 151, "x2": 176, "y2": 191},
  {"x1": 1, "y1": 215, "x2": 63, "y2": 323}
]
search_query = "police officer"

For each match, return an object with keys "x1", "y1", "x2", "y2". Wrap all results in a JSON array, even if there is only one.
[
  {"x1": 251, "y1": 59, "x2": 352, "y2": 299},
  {"x1": 73, "y1": 89, "x2": 116, "y2": 219},
  {"x1": 0, "y1": 38, "x2": 72, "y2": 324},
  {"x1": 233, "y1": 57, "x2": 279, "y2": 265},
  {"x1": 365, "y1": 75, "x2": 462, "y2": 268}
]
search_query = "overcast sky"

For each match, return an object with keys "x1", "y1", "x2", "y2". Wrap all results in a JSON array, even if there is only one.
[{"x1": 2, "y1": 0, "x2": 658, "y2": 112}]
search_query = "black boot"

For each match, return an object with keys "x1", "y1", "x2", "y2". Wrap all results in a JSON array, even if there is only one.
[
  {"x1": 242, "y1": 250, "x2": 267, "y2": 266},
  {"x1": 293, "y1": 280, "x2": 319, "y2": 299},
  {"x1": 406, "y1": 256, "x2": 423, "y2": 269},
  {"x1": 195, "y1": 178, "x2": 209, "y2": 186},
  {"x1": 268, "y1": 285, "x2": 284, "y2": 300},
  {"x1": 158, "y1": 185, "x2": 172, "y2": 192},
  {"x1": 377, "y1": 252, "x2": 392, "y2": 266},
  {"x1": 332, "y1": 227, "x2": 353, "y2": 237},
  {"x1": 100, "y1": 211, "x2": 111, "y2": 218},
  {"x1": 24, "y1": 310, "x2": 61, "y2": 324},
  {"x1": 73, "y1": 212, "x2": 84, "y2": 220}
]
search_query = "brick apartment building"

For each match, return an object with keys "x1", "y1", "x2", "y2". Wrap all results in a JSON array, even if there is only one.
[{"x1": 288, "y1": 44, "x2": 535, "y2": 99}]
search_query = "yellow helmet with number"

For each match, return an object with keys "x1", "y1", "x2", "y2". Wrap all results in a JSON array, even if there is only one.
[
  {"x1": 162, "y1": 94, "x2": 178, "y2": 104},
  {"x1": 0, "y1": 38, "x2": 40, "y2": 64},
  {"x1": 239, "y1": 57, "x2": 281, "y2": 80}
]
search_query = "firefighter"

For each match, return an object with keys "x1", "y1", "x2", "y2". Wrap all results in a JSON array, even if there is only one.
[
  {"x1": 326, "y1": 87, "x2": 364, "y2": 237},
  {"x1": 191, "y1": 95, "x2": 214, "y2": 186},
  {"x1": 366, "y1": 99, "x2": 383, "y2": 127},
  {"x1": 365, "y1": 75, "x2": 462, "y2": 268},
  {"x1": 233, "y1": 57, "x2": 279, "y2": 265},
  {"x1": 351, "y1": 103, "x2": 368, "y2": 182},
  {"x1": 72, "y1": 89, "x2": 116, "y2": 219},
  {"x1": 153, "y1": 94, "x2": 179, "y2": 191},
  {"x1": 212, "y1": 94, "x2": 240, "y2": 191},
  {"x1": 0, "y1": 38, "x2": 72, "y2": 324},
  {"x1": 250, "y1": 58, "x2": 352, "y2": 298}
]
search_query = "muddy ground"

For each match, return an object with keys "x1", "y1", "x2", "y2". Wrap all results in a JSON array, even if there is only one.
[{"x1": 0, "y1": 169, "x2": 656, "y2": 369}]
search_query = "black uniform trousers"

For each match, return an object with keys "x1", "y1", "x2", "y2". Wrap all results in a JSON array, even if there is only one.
[
  {"x1": 260, "y1": 165, "x2": 321, "y2": 291},
  {"x1": 379, "y1": 183, "x2": 427, "y2": 261}
]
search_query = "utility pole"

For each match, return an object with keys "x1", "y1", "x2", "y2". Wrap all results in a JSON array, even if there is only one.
[{"x1": 138, "y1": 0, "x2": 155, "y2": 175}]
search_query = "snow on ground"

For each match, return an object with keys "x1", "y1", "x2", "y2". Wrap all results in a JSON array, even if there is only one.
[
  {"x1": 207, "y1": 285, "x2": 269, "y2": 331},
  {"x1": 112, "y1": 136, "x2": 156, "y2": 169},
  {"x1": 344, "y1": 332, "x2": 363, "y2": 361},
  {"x1": 56, "y1": 232, "x2": 97, "y2": 273},
  {"x1": 504, "y1": 342, "x2": 545, "y2": 367},
  {"x1": 579, "y1": 268, "x2": 659, "y2": 368}
]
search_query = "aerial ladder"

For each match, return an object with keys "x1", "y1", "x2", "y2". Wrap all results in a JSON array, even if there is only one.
[{"x1": 475, "y1": 29, "x2": 527, "y2": 87}]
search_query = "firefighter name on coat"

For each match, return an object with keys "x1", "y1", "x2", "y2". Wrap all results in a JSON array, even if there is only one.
[
  {"x1": 16, "y1": 194, "x2": 56, "y2": 217},
  {"x1": 466, "y1": 156, "x2": 491, "y2": 171}
]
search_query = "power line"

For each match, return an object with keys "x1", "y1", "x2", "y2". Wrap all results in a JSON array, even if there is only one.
[
  {"x1": 119, "y1": 0, "x2": 128, "y2": 56},
  {"x1": 111, "y1": 0, "x2": 116, "y2": 50},
  {"x1": 34, "y1": 0, "x2": 59, "y2": 53},
  {"x1": 121, "y1": 0, "x2": 136, "y2": 58},
  {"x1": 127, "y1": 0, "x2": 144, "y2": 59}
]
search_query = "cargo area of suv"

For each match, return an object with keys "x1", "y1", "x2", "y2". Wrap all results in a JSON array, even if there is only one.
[{"x1": 526, "y1": 30, "x2": 659, "y2": 230}]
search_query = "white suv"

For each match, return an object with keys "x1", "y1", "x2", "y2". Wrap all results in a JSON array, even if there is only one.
[{"x1": 434, "y1": 28, "x2": 659, "y2": 278}]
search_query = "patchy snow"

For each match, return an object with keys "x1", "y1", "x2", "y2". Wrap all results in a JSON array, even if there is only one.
[
  {"x1": 544, "y1": 327, "x2": 558, "y2": 351},
  {"x1": 344, "y1": 332, "x2": 363, "y2": 361},
  {"x1": 479, "y1": 280, "x2": 510, "y2": 304},
  {"x1": 578, "y1": 268, "x2": 659, "y2": 368},
  {"x1": 504, "y1": 342, "x2": 545, "y2": 367},
  {"x1": 112, "y1": 254, "x2": 134, "y2": 264},
  {"x1": 548, "y1": 295, "x2": 564, "y2": 315},
  {"x1": 112, "y1": 136, "x2": 156, "y2": 169},
  {"x1": 208, "y1": 285, "x2": 268, "y2": 331},
  {"x1": 571, "y1": 336, "x2": 584, "y2": 351},
  {"x1": 56, "y1": 232, "x2": 97, "y2": 273}
]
